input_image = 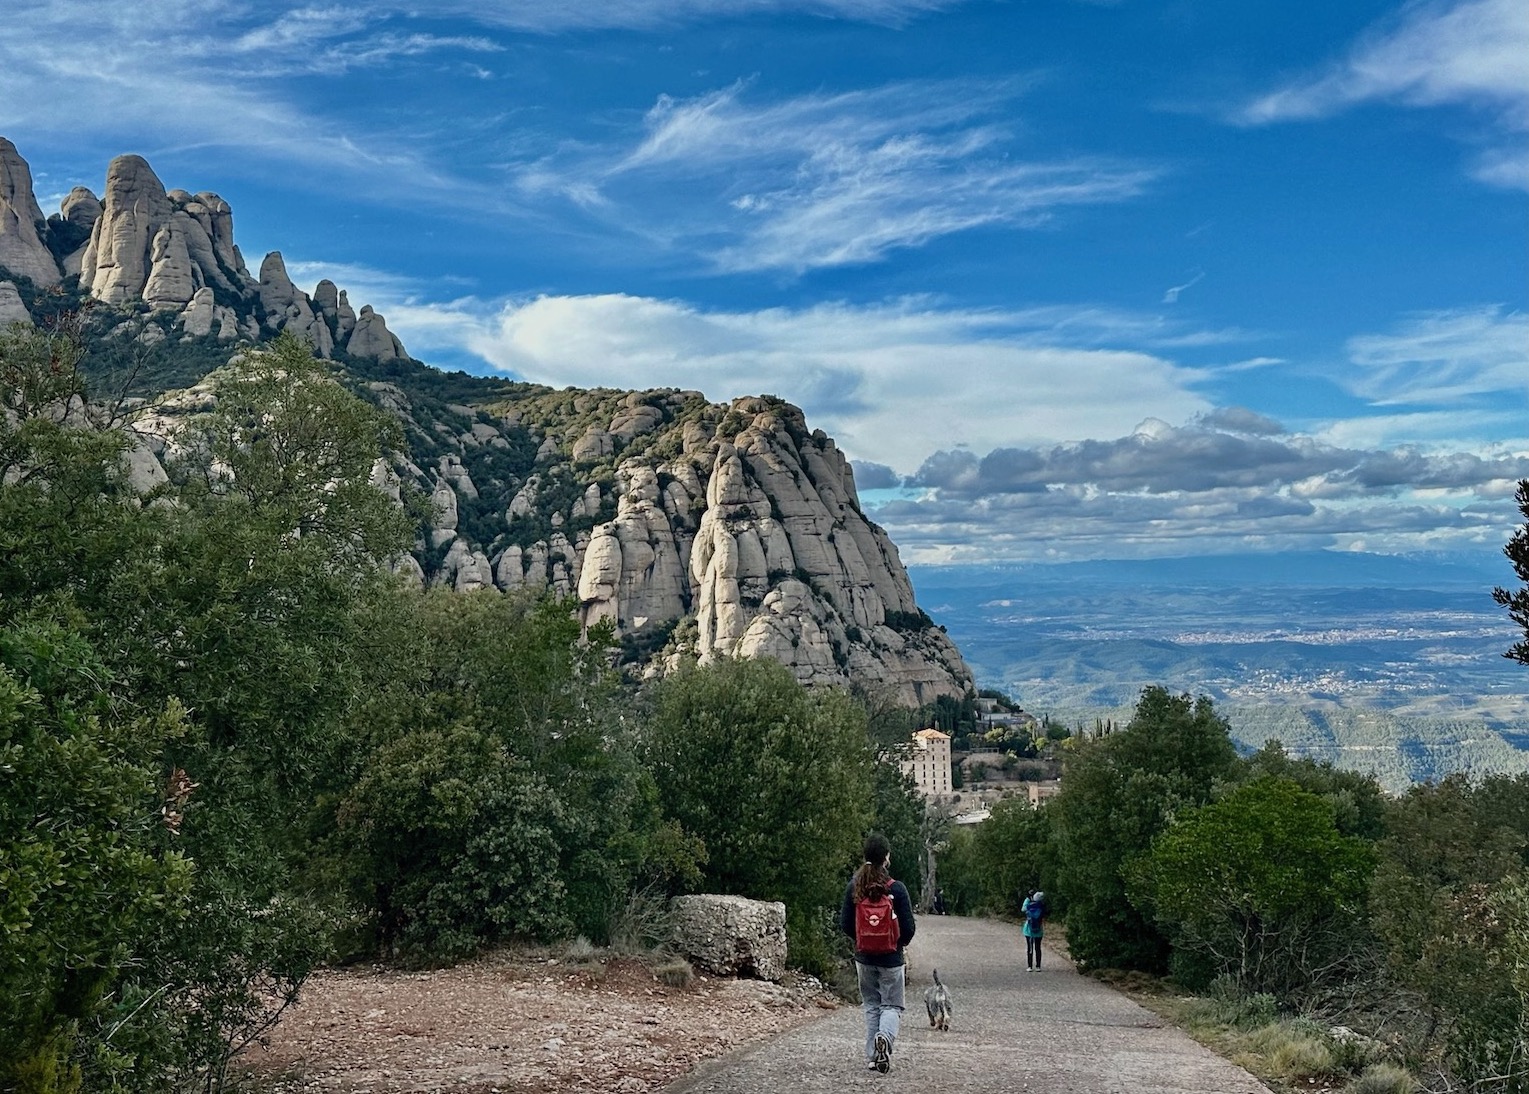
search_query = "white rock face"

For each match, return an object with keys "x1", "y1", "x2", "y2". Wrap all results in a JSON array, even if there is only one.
[
  {"x1": 0, "y1": 280, "x2": 31, "y2": 326},
  {"x1": 0, "y1": 138, "x2": 61, "y2": 288},
  {"x1": 1, "y1": 140, "x2": 408, "y2": 361},
  {"x1": 376, "y1": 389, "x2": 974, "y2": 705},
  {"x1": 179, "y1": 287, "x2": 218, "y2": 336},
  {"x1": 57, "y1": 188, "x2": 102, "y2": 277},
  {"x1": 346, "y1": 305, "x2": 406, "y2": 361},
  {"x1": 79, "y1": 155, "x2": 173, "y2": 304},
  {"x1": 670, "y1": 895, "x2": 788, "y2": 982},
  {"x1": 60, "y1": 187, "x2": 102, "y2": 232}
]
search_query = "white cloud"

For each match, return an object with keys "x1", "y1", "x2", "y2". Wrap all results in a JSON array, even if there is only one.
[
  {"x1": 529, "y1": 81, "x2": 1159, "y2": 273},
  {"x1": 1343, "y1": 305, "x2": 1529, "y2": 406},
  {"x1": 386, "y1": 0, "x2": 966, "y2": 32},
  {"x1": 392, "y1": 292, "x2": 1216, "y2": 471},
  {"x1": 0, "y1": 3, "x2": 492, "y2": 195},
  {"x1": 1241, "y1": 0, "x2": 1529, "y2": 189},
  {"x1": 875, "y1": 413, "x2": 1529, "y2": 564}
]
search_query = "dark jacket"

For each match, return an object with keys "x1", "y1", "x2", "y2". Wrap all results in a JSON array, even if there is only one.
[{"x1": 840, "y1": 876, "x2": 916, "y2": 967}]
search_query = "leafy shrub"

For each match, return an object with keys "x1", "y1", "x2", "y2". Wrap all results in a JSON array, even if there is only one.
[{"x1": 640, "y1": 657, "x2": 875, "y2": 977}]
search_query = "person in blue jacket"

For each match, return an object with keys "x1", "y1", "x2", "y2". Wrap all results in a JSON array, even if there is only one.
[
  {"x1": 1021, "y1": 890, "x2": 1047, "y2": 970},
  {"x1": 840, "y1": 832, "x2": 916, "y2": 1074}
]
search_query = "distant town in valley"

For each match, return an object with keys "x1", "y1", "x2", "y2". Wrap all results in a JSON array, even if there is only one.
[{"x1": 909, "y1": 550, "x2": 1529, "y2": 791}]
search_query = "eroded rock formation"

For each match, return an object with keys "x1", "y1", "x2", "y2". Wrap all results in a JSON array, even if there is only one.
[
  {"x1": 0, "y1": 138, "x2": 410, "y2": 362},
  {"x1": 0, "y1": 137, "x2": 60, "y2": 288}
]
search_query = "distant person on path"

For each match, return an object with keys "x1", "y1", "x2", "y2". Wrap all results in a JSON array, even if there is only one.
[
  {"x1": 1021, "y1": 890, "x2": 1047, "y2": 970},
  {"x1": 932, "y1": 888, "x2": 947, "y2": 915},
  {"x1": 840, "y1": 832, "x2": 916, "y2": 1073}
]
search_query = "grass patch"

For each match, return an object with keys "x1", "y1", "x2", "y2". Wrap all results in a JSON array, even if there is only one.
[
  {"x1": 652, "y1": 957, "x2": 696, "y2": 989},
  {"x1": 1344, "y1": 1063, "x2": 1419, "y2": 1094},
  {"x1": 1113, "y1": 976, "x2": 1420, "y2": 1094}
]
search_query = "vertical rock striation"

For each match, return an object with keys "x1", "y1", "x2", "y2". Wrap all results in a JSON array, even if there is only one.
[{"x1": 0, "y1": 137, "x2": 61, "y2": 288}]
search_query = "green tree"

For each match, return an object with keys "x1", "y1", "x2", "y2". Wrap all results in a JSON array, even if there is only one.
[
  {"x1": 0, "y1": 625, "x2": 193, "y2": 1093},
  {"x1": 641, "y1": 657, "x2": 875, "y2": 974},
  {"x1": 868, "y1": 761, "x2": 926, "y2": 910},
  {"x1": 1049, "y1": 687, "x2": 1240, "y2": 971},
  {"x1": 329, "y1": 589, "x2": 687, "y2": 957},
  {"x1": 961, "y1": 798, "x2": 1055, "y2": 916},
  {"x1": 1371, "y1": 776, "x2": 1529, "y2": 1089},
  {"x1": 1243, "y1": 741, "x2": 1388, "y2": 840},
  {"x1": 1495, "y1": 479, "x2": 1529, "y2": 665},
  {"x1": 1, "y1": 325, "x2": 414, "y2": 1090},
  {"x1": 1130, "y1": 777, "x2": 1374, "y2": 996}
]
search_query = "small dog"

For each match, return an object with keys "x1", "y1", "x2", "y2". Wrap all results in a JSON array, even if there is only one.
[{"x1": 924, "y1": 968, "x2": 952, "y2": 1031}]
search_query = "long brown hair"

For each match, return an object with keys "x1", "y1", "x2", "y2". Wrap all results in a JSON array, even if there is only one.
[{"x1": 853, "y1": 832, "x2": 892, "y2": 902}]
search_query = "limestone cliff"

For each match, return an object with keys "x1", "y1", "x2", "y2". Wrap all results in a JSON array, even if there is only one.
[
  {"x1": 0, "y1": 138, "x2": 60, "y2": 289},
  {"x1": 373, "y1": 382, "x2": 973, "y2": 705}
]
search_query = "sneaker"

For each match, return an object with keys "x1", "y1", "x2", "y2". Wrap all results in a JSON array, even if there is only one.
[
  {"x1": 873, "y1": 1032, "x2": 892, "y2": 1074},
  {"x1": 867, "y1": 1061, "x2": 879, "y2": 1071}
]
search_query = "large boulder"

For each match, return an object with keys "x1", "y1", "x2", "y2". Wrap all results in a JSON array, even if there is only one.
[
  {"x1": 670, "y1": 894, "x2": 788, "y2": 982},
  {"x1": 346, "y1": 304, "x2": 406, "y2": 361}
]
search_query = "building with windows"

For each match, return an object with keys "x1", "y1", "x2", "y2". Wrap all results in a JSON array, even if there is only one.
[{"x1": 900, "y1": 728, "x2": 953, "y2": 798}]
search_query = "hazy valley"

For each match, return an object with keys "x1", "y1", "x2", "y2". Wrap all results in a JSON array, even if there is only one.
[{"x1": 911, "y1": 551, "x2": 1529, "y2": 789}]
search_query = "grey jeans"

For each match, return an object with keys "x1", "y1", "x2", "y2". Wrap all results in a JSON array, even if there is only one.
[{"x1": 856, "y1": 961, "x2": 905, "y2": 1063}]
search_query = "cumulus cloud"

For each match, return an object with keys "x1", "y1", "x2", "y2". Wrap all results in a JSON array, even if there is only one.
[
  {"x1": 877, "y1": 414, "x2": 1529, "y2": 563},
  {"x1": 1195, "y1": 406, "x2": 1286, "y2": 435},
  {"x1": 523, "y1": 80, "x2": 1159, "y2": 273},
  {"x1": 1240, "y1": 0, "x2": 1529, "y2": 189},
  {"x1": 851, "y1": 461, "x2": 901, "y2": 490},
  {"x1": 392, "y1": 291, "x2": 1218, "y2": 471}
]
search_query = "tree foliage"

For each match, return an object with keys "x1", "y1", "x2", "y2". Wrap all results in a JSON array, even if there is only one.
[
  {"x1": 326, "y1": 590, "x2": 694, "y2": 960},
  {"x1": 1048, "y1": 686, "x2": 1240, "y2": 971},
  {"x1": 1131, "y1": 777, "x2": 1374, "y2": 995},
  {"x1": 1496, "y1": 479, "x2": 1529, "y2": 666},
  {"x1": 641, "y1": 657, "x2": 875, "y2": 973}
]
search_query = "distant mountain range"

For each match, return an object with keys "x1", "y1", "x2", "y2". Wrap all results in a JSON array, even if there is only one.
[{"x1": 912, "y1": 551, "x2": 1529, "y2": 790}]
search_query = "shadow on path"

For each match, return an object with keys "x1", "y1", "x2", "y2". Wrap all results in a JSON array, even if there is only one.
[{"x1": 665, "y1": 915, "x2": 1274, "y2": 1093}]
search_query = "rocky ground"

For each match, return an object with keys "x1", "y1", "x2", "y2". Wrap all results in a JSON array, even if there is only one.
[{"x1": 236, "y1": 950, "x2": 840, "y2": 1093}]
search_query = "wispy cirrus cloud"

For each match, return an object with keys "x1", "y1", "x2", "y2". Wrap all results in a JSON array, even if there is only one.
[
  {"x1": 519, "y1": 80, "x2": 1160, "y2": 273},
  {"x1": 1240, "y1": 0, "x2": 1529, "y2": 189},
  {"x1": 389, "y1": 0, "x2": 968, "y2": 32},
  {"x1": 1342, "y1": 305, "x2": 1529, "y2": 406},
  {"x1": 0, "y1": 3, "x2": 487, "y2": 188}
]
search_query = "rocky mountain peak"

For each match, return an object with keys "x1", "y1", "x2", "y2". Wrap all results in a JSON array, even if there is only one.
[
  {"x1": 0, "y1": 136, "x2": 61, "y2": 289},
  {"x1": 0, "y1": 138, "x2": 407, "y2": 362}
]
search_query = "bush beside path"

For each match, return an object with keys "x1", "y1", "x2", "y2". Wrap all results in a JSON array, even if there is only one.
[{"x1": 666, "y1": 915, "x2": 1275, "y2": 1093}]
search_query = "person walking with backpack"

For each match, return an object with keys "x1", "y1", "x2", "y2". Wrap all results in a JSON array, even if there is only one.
[
  {"x1": 840, "y1": 832, "x2": 916, "y2": 1074},
  {"x1": 1021, "y1": 890, "x2": 1047, "y2": 970}
]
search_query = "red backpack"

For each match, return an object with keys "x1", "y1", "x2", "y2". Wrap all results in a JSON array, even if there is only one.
[{"x1": 855, "y1": 890, "x2": 900, "y2": 955}]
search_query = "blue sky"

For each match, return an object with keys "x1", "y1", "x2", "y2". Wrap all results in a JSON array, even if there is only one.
[{"x1": 3, "y1": 0, "x2": 1526, "y2": 565}]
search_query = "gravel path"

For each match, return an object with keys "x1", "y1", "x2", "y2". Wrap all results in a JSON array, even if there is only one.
[{"x1": 665, "y1": 915, "x2": 1275, "y2": 1093}]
